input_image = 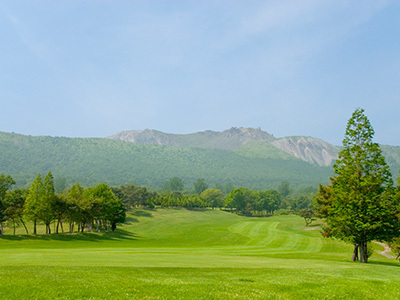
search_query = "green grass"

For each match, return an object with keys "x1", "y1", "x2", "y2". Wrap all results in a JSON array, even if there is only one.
[{"x1": 1, "y1": 209, "x2": 400, "y2": 299}]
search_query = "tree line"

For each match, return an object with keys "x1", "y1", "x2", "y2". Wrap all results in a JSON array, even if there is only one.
[
  {"x1": 1, "y1": 170, "x2": 315, "y2": 235},
  {"x1": 0, "y1": 172, "x2": 125, "y2": 235}
]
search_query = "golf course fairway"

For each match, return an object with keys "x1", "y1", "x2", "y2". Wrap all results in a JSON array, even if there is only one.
[{"x1": 1, "y1": 209, "x2": 400, "y2": 299}]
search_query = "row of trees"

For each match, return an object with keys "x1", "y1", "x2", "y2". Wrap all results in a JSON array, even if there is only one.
[
  {"x1": 1, "y1": 173, "x2": 290, "y2": 235},
  {"x1": 0, "y1": 172, "x2": 125, "y2": 235},
  {"x1": 314, "y1": 109, "x2": 400, "y2": 263},
  {"x1": 114, "y1": 184, "x2": 284, "y2": 215}
]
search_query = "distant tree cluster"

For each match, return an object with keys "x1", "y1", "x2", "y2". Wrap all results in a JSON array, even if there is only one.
[
  {"x1": 225, "y1": 188, "x2": 282, "y2": 216},
  {"x1": 0, "y1": 172, "x2": 126, "y2": 235}
]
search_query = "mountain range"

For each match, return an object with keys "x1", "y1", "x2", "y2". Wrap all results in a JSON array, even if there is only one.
[
  {"x1": 108, "y1": 127, "x2": 339, "y2": 167},
  {"x1": 1, "y1": 127, "x2": 399, "y2": 190}
]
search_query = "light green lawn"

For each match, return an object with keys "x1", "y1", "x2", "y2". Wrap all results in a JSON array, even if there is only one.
[{"x1": 1, "y1": 209, "x2": 400, "y2": 299}]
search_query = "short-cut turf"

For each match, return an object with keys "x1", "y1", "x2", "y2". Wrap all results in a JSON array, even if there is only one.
[{"x1": 1, "y1": 209, "x2": 400, "y2": 299}]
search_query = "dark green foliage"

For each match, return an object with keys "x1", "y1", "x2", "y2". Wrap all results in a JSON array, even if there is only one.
[
  {"x1": 215, "y1": 183, "x2": 234, "y2": 195},
  {"x1": 314, "y1": 183, "x2": 333, "y2": 219},
  {"x1": 299, "y1": 208, "x2": 315, "y2": 226},
  {"x1": 0, "y1": 174, "x2": 15, "y2": 234},
  {"x1": 4, "y1": 188, "x2": 28, "y2": 235},
  {"x1": 163, "y1": 177, "x2": 184, "y2": 192},
  {"x1": 225, "y1": 188, "x2": 281, "y2": 216},
  {"x1": 112, "y1": 184, "x2": 154, "y2": 210},
  {"x1": 326, "y1": 109, "x2": 400, "y2": 263},
  {"x1": 153, "y1": 192, "x2": 206, "y2": 209},
  {"x1": 84, "y1": 184, "x2": 126, "y2": 232},
  {"x1": 200, "y1": 189, "x2": 224, "y2": 209},
  {"x1": 278, "y1": 181, "x2": 290, "y2": 198},
  {"x1": 193, "y1": 178, "x2": 208, "y2": 195}
]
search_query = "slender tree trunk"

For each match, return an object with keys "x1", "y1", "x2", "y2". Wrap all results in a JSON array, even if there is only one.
[
  {"x1": 60, "y1": 220, "x2": 64, "y2": 233},
  {"x1": 359, "y1": 242, "x2": 368, "y2": 263},
  {"x1": 0, "y1": 222, "x2": 3, "y2": 235},
  {"x1": 56, "y1": 220, "x2": 59, "y2": 234},
  {"x1": 20, "y1": 219, "x2": 28, "y2": 234},
  {"x1": 352, "y1": 244, "x2": 359, "y2": 261},
  {"x1": 13, "y1": 219, "x2": 16, "y2": 235},
  {"x1": 33, "y1": 219, "x2": 37, "y2": 235}
]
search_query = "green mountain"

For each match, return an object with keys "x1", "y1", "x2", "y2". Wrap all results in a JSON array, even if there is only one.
[
  {"x1": 1, "y1": 128, "x2": 398, "y2": 190},
  {"x1": 108, "y1": 127, "x2": 340, "y2": 167},
  {"x1": 0, "y1": 131, "x2": 333, "y2": 190}
]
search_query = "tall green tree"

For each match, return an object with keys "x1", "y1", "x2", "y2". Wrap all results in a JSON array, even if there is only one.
[
  {"x1": 24, "y1": 172, "x2": 57, "y2": 234},
  {"x1": 194, "y1": 178, "x2": 208, "y2": 195},
  {"x1": 24, "y1": 174, "x2": 43, "y2": 234},
  {"x1": 326, "y1": 108, "x2": 400, "y2": 263},
  {"x1": 4, "y1": 188, "x2": 29, "y2": 235},
  {"x1": 41, "y1": 172, "x2": 57, "y2": 234},
  {"x1": 0, "y1": 174, "x2": 15, "y2": 234},
  {"x1": 66, "y1": 182, "x2": 85, "y2": 233}
]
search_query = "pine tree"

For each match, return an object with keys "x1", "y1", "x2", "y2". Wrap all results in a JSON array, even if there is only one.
[{"x1": 327, "y1": 108, "x2": 400, "y2": 263}]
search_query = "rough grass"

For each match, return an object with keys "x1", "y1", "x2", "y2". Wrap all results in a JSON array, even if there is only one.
[{"x1": 1, "y1": 209, "x2": 400, "y2": 299}]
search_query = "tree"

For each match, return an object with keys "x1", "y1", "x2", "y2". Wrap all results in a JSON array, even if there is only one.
[
  {"x1": 314, "y1": 183, "x2": 333, "y2": 219},
  {"x1": 194, "y1": 178, "x2": 208, "y2": 195},
  {"x1": 299, "y1": 208, "x2": 315, "y2": 226},
  {"x1": 113, "y1": 183, "x2": 152, "y2": 210},
  {"x1": 24, "y1": 174, "x2": 43, "y2": 234},
  {"x1": 278, "y1": 181, "x2": 290, "y2": 198},
  {"x1": 84, "y1": 183, "x2": 125, "y2": 232},
  {"x1": 326, "y1": 108, "x2": 400, "y2": 263},
  {"x1": 4, "y1": 189, "x2": 29, "y2": 235},
  {"x1": 163, "y1": 177, "x2": 184, "y2": 192},
  {"x1": 200, "y1": 189, "x2": 224, "y2": 209},
  {"x1": 66, "y1": 182, "x2": 85, "y2": 233},
  {"x1": 41, "y1": 172, "x2": 57, "y2": 234},
  {"x1": 253, "y1": 190, "x2": 281, "y2": 215},
  {"x1": 0, "y1": 174, "x2": 16, "y2": 234},
  {"x1": 225, "y1": 188, "x2": 253, "y2": 214},
  {"x1": 24, "y1": 172, "x2": 57, "y2": 234}
]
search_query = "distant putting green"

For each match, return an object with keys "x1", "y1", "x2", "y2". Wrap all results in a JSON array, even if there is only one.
[{"x1": 1, "y1": 209, "x2": 400, "y2": 299}]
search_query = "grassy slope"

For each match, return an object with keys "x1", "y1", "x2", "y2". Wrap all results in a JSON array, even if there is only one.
[{"x1": 1, "y1": 209, "x2": 400, "y2": 299}]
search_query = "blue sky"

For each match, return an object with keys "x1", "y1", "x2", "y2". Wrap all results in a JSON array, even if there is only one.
[{"x1": 1, "y1": 0, "x2": 399, "y2": 145}]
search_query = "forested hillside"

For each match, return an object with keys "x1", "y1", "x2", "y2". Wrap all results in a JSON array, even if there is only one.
[{"x1": 0, "y1": 131, "x2": 332, "y2": 189}]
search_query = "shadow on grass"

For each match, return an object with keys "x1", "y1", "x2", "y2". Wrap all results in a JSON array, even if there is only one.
[
  {"x1": 0, "y1": 228, "x2": 138, "y2": 242},
  {"x1": 132, "y1": 210, "x2": 153, "y2": 218},
  {"x1": 367, "y1": 260, "x2": 400, "y2": 267}
]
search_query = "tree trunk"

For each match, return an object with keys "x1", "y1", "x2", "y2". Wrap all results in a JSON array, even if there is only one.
[
  {"x1": 20, "y1": 219, "x2": 29, "y2": 234},
  {"x1": 60, "y1": 220, "x2": 64, "y2": 233},
  {"x1": 13, "y1": 219, "x2": 16, "y2": 235},
  {"x1": 359, "y1": 242, "x2": 368, "y2": 263},
  {"x1": 33, "y1": 219, "x2": 37, "y2": 235},
  {"x1": 0, "y1": 222, "x2": 3, "y2": 235},
  {"x1": 111, "y1": 222, "x2": 116, "y2": 231},
  {"x1": 352, "y1": 244, "x2": 359, "y2": 261},
  {"x1": 56, "y1": 220, "x2": 60, "y2": 234}
]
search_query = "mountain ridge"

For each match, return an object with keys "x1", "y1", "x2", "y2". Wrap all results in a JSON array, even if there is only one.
[{"x1": 108, "y1": 127, "x2": 339, "y2": 166}]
